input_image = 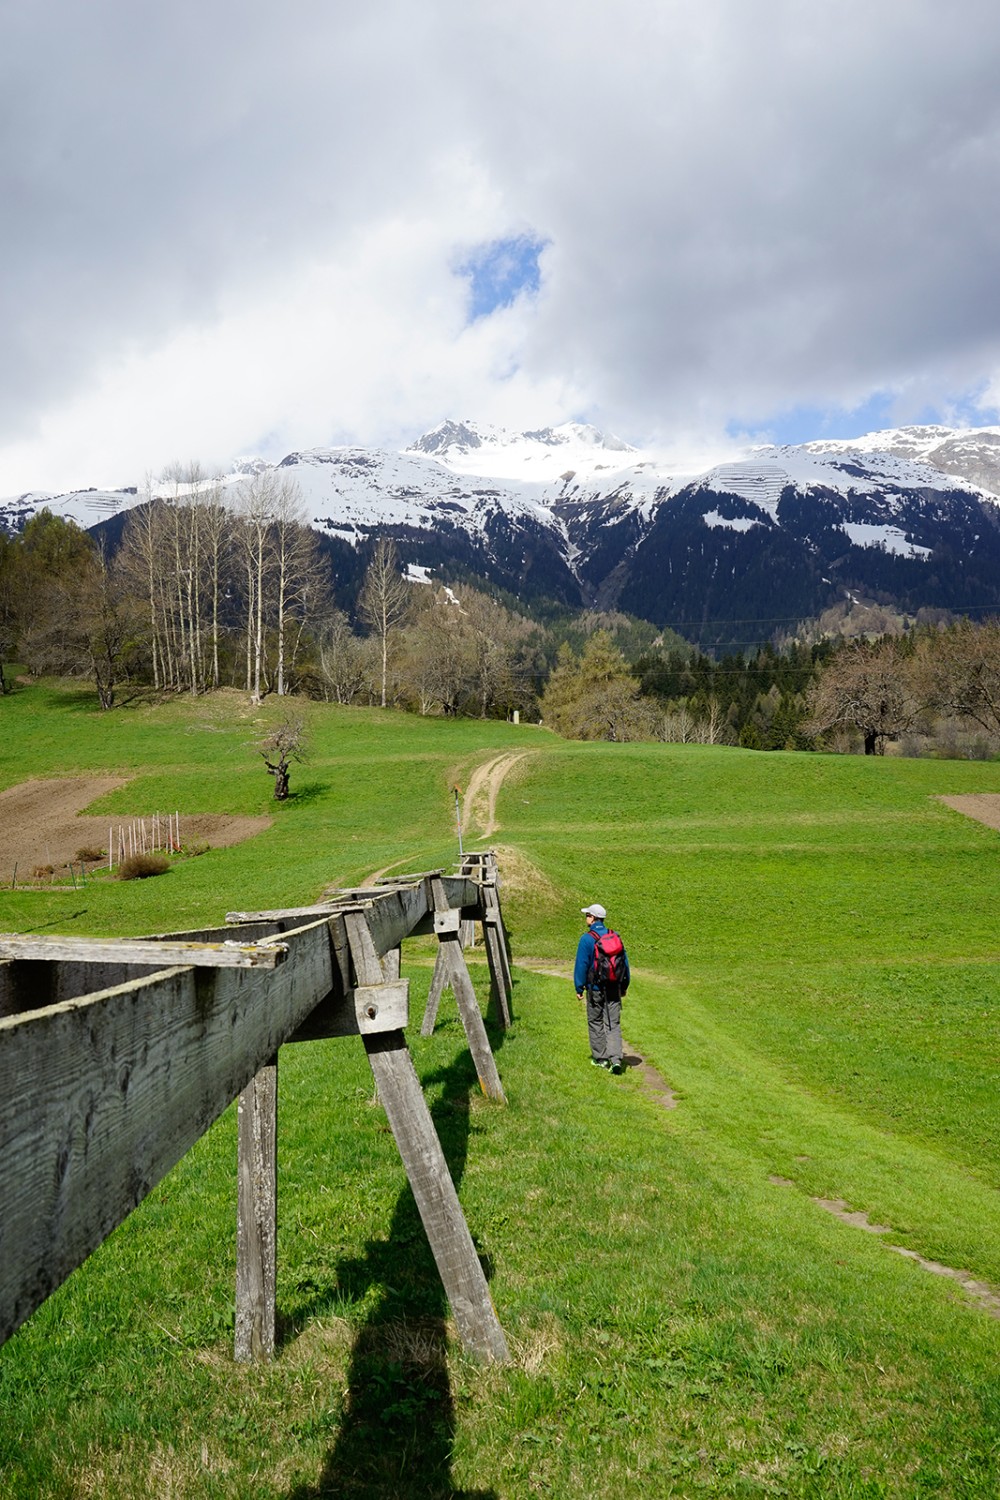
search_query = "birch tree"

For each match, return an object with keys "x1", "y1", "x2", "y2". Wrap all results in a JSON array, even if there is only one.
[{"x1": 358, "y1": 537, "x2": 410, "y2": 707}]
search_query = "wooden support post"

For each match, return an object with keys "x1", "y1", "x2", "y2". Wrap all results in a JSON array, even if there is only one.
[
  {"x1": 383, "y1": 944, "x2": 402, "y2": 981},
  {"x1": 428, "y1": 880, "x2": 504, "y2": 1102},
  {"x1": 481, "y1": 894, "x2": 512, "y2": 1030},
  {"x1": 484, "y1": 882, "x2": 513, "y2": 1000},
  {"x1": 344, "y1": 913, "x2": 509, "y2": 1363},
  {"x1": 362, "y1": 1033, "x2": 508, "y2": 1362},
  {"x1": 438, "y1": 940, "x2": 505, "y2": 1102},
  {"x1": 420, "y1": 944, "x2": 449, "y2": 1038},
  {"x1": 235, "y1": 1055, "x2": 278, "y2": 1363}
]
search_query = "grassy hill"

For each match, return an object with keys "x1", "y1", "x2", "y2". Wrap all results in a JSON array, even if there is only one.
[{"x1": 1, "y1": 682, "x2": 999, "y2": 1496}]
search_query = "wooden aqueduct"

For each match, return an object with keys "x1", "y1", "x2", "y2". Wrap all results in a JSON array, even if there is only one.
[{"x1": 0, "y1": 852, "x2": 514, "y2": 1366}]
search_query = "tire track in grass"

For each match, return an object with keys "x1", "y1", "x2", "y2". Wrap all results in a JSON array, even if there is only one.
[
  {"x1": 766, "y1": 1180, "x2": 1000, "y2": 1320},
  {"x1": 525, "y1": 954, "x2": 1000, "y2": 1319},
  {"x1": 361, "y1": 750, "x2": 535, "y2": 884},
  {"x1": 516, "y1": 958, "x2": 678, "y2": 1109},
  {"x1": 462, "y1": 751, "x2": 533, "y2": 840}
]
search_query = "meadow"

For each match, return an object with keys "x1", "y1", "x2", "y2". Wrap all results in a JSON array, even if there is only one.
[{"x1": 1, "y1": 679, "x2": 999, "y2": 1497}]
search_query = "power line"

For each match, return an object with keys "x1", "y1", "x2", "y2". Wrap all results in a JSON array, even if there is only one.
[{"x1": 651, "y1": 601, "x2": 1000, "y2": 632}]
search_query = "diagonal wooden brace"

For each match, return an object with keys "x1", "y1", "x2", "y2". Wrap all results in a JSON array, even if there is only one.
[{"x1": 343, "y1": 912, "x2": 508, "y2": 1362}]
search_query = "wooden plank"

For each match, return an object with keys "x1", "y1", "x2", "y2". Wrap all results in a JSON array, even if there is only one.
[
  {"x1": 483, "y1": 928, "x2": 512, "y2": 1029},
  {"x1": 227, "y1": 878, "x2": 481, "y2": 960},
  {"x1": 0, "y1": 934, "x2": 288, "y2": 970},
  {"x1": 382, "y1": 946, "x2": 402, "y2": 981},
  {"x1": 363, "y1": 883, "x2": 430, "y2": 959},
  {"x1": 0, "y1": 915, "x2": 339, "y2": 1349},
  {"x1": 226, "y1": 905, "x2": 339, "y2": 922},
  {"x1": 1, "y1": 958, "x2": 147, "y2": 1017},
  {"x1": 363, "y1": 1030, "x2": 509, "y2": 1363},
  {"x1": 234, "y1": 1057, "x2": 277, "y2": 1363}
]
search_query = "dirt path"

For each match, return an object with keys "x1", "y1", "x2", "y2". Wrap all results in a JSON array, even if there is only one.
[
  {"x1": 0, "y1": 775, "x2": 272, "y2": 881},
  {"x1": 462, "y1": 751, "x2": 533, "y2": 840}
]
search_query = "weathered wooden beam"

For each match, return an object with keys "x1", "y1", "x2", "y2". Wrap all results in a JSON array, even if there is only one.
[
  {"x1": 0, "y1": 916, "x2": 342, "y2": 1349},
  {"x1": 382, "y1": 945, "x2": 402, "y2": 981},
  {"x1": 226, "y1": 905, "x2": 340, "y2": 922},
  {"x1": 0, "y1": 934, "x2": 288, "y2": 970},
  {"x1": 1, "y1": 958, "x2": 147, "y2": 1018},
  {"x1": 481, "y1": 894, "x2": 512, "y2": 1030},
  {"x1": 344, "y1": 913, "x2": 509, "y2": 1363},
  {"x1": 235, "y1": 1057, "x2": 277, "y2": 1363}
]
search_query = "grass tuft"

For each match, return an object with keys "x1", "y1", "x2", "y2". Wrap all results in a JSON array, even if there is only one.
[{"x1": 117, "y1": 853, "x2": 170, "y2": 880}]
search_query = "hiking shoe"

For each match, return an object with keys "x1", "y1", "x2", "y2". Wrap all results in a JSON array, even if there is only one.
[
  {"x1": 591, "y1": 1057, "x2": 610, "y2": 1069},
  {"x1": 609, "y1": 1059, "x2": 623, "y2": 1075}
]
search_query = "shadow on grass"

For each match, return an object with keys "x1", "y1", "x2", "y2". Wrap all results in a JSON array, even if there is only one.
[
  {"x1": 276, "y1": 780, "x2": 329, "y2": 808},
  {"x1": 287, "y1": 1027, "x2": 504, "y2": 1500},
  {"x1": 43, "y1": 684, "x2": 102, "y2": 713}
]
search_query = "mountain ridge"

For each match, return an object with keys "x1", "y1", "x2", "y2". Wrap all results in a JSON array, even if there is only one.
[{"x1": 6, "y1": 420, "x2": 1000, "y2": 646}]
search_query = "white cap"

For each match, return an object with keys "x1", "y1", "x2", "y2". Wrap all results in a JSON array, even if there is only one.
[{"x1": 581, "y1": 903, "x2": 606, "y2": 920}]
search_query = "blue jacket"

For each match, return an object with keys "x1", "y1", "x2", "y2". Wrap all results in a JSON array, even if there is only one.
[{"x1": 574, "y1": 921, "x2": 630, "y2": 995}]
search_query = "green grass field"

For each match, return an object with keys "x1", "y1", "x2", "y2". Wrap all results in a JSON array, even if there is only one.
[{"x1": 1, "y1": 680, "x2": 999, "y2": 1497}]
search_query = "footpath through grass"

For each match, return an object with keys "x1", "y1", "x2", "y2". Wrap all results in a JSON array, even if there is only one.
[{"x1": 1, "y1": 682, "x2": 999, "y2": 1496}]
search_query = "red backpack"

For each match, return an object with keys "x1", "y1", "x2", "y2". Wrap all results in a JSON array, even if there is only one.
[{"x1": 588, "y1": 929, "x2": 626, "y2": 990}]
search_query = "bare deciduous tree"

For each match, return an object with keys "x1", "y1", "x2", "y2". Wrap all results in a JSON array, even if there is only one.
[
  {"x1": 358, "y1": 538, "x2": 410, "y2": 708},
  {"x1": 919, "y1": 619, "x2": 1000, "y2": 739},
  {"x1": 258, "y1": 717, "x2": 306, "y2": 801},
  {"x1": 805, "y1": 637, "x2": 921, "y2": 754}
]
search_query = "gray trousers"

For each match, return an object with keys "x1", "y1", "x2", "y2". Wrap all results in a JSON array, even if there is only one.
[{"x1": 586, "y1": 986, "x2": 622, "y2": 1063}]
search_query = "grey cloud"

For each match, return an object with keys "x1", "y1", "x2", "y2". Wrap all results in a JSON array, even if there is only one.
[
  {"x1": 433, "y1": 0, "x2": 1000, "y2": 430},
  {"x1": 0, "y1": 0, "x2": 459, "y2": 434},
  {"x1": 4, "y1": 0, "x2": 1000, "y2": 462}
]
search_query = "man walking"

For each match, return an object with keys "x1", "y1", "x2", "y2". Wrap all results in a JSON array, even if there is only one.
[{"x1": 575, "y1": 902, "x2": 630, "y2": 1074}]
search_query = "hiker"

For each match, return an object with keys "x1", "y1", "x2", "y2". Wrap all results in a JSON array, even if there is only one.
[{"x1": 575, "y1": 902, "x2": 630, "y2": 1074}]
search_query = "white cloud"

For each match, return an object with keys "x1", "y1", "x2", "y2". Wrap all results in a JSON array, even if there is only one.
[{"x1": 3, "y1": 0, "x2": 1000, "y2": 491}]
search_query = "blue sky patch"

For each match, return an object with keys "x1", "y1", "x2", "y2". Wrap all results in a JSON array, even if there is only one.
[
  {"x1": 738, "y1": 387, "x2": 1000, "y2": 448},
  {"x1": 459, "y1": 235, "x2": 546, "y2": 322}
]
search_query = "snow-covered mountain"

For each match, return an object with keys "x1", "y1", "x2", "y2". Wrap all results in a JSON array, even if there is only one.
[
  {"x1": 6, "y1": 419, "x2": 1000, "y2": 644},
  {"x1": 802, "y1": 424, "x2": 1000, "y2": 498}
]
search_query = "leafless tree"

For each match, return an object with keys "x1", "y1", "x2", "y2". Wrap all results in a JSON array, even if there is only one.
[
  {"x1": 258, "y1": 717, "x2": 306, "y2": 800},
  {"x1": 358, "y1": 537, "x2": 410, "y2": 707},
  {"x1": 919, "y1": 619, "x2": 1000, "y2": 740},
  {"x1": 805, "y1": 637, "x2": 922, "y2": 754},
  {"x1": 317, "y1": 611, "x2": 369, "y2": 704}
]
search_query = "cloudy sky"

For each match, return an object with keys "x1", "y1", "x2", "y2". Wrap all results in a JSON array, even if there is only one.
[{"x1": 3, "y1": 0, "x2": 1000, "y2": 492}]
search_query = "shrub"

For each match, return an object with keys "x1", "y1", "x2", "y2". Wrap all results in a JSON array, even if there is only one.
[
  {"x1": 117, "y1": 853, "x2": 170, "y2": 881},
  {"x1": 31, "y1": 864, "x2": 54, "y2": 880},
  {"x1": 75, "y1": 845, "x2": 105, "y2": 863}
]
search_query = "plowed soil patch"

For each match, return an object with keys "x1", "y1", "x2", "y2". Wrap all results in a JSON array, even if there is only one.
[
  {"x1": 0, "y1": 776, "x2": 271, "y2": 880},
  {"x1": 938, "y1": 793, "x2": 1000, "y2": 831}
]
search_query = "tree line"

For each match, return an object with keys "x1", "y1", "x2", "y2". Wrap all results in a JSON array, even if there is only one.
[
  {"x1": 538, "y1": 620, "x2": 1000, "y2": 757},
  {"x1": 0, "y1": 479, "x2": 548, "y2": 718},
  {"x1": 3, "y1": 484, "x2": 1000, "y2": 759}
]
